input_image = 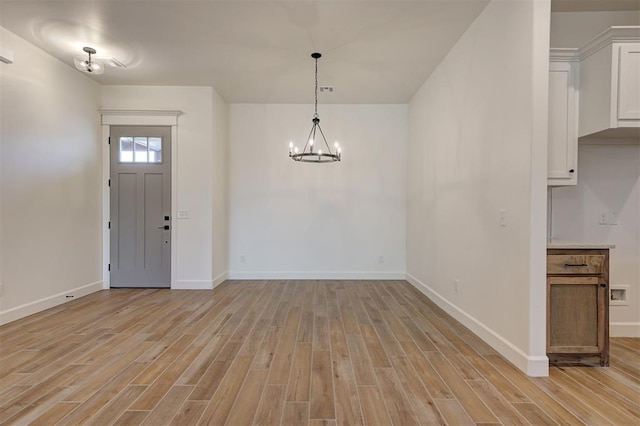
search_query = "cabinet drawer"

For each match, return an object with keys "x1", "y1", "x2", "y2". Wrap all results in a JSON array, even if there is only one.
[{"x1": 547, "y1": 255, "x2": 605, "y2": 274}]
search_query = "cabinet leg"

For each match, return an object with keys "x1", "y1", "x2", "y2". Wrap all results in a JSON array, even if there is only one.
[{"x1": 600, "y1": 353, "x2": 609, "y2": 367}]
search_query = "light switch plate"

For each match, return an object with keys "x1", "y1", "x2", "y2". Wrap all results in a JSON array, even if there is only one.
[{"x1": 499, "y1": 209, "x2": 507, "y2": 227}]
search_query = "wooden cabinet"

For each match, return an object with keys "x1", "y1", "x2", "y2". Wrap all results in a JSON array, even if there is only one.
[
  {"x1": 547, "y1": 248, "x2": 609, "y2": 366},
  {"x1": 578, "y1": 27, "x2": 640, "y2": 138},
  {"x1": 548, "y1": 51, "x2": 579, "y2": 186}
]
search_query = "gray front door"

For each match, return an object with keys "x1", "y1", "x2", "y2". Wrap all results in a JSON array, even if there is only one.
[{"x1": 110, "y1": 126, "x2": 171, "y2": 288}]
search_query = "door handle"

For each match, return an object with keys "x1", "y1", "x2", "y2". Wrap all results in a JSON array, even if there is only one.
[{"x1": 158, "y1": 225, "x2": 170, "y2": 230}]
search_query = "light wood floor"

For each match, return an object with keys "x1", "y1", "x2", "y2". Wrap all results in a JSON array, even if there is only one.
[{"x1": 1, "y1": 281, "x2": 638, "y2": 425}]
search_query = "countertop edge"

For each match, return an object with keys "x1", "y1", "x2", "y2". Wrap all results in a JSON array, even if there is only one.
[{"x1": 547, "y1": 242, "x2": 616, "y2": 249}]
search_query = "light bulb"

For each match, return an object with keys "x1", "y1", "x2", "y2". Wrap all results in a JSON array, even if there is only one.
[
  {"x1": 309, "y1": 139, "x2": 314, "y2": 146},
  {"x1": 294, "y1": 147, "x2": 298, "y2": 153},
  {"x1": 338, "y1": 147, "x2": 341, "y2": 153},
  {"x1": 318, "y1": 149, "x2": 322, "y2": 156},
  {"x1": 289, "y1": 141, "x2": 293, "y2": 149},
  {"x1": 334, "y1": 141, "x2": 339, "y2": 148},
  {"x1": 74, "y1": 57, "x2": 89, "y2": 71}
]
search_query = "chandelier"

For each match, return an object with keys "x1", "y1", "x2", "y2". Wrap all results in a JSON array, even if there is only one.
[{"x1": 289, "y1": 53, "x2": 341, "y2": 163}]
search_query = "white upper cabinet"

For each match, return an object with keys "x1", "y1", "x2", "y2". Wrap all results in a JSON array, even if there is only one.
[
  {"x1": 548, "y1": 52, "x2": 579, "y2": 186},
  {"x1": 547, "y1": 27, "x2": 640, "y2": 186},
  {"x1": 578, "y1": 27, "x2": 640, "y2": 138}
]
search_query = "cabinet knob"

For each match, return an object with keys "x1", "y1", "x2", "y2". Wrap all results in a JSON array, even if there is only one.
[
  {"x1": 569, "y1": 169, "x2": 575, "y2": 173},
  {"x1": 600, "y1": 283, "x2": 607, "y2": 288}
]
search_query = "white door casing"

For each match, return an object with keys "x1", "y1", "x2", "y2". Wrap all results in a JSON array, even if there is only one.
[{"x1": 100, "y1": 109, "x2": 182, "y2": 289}]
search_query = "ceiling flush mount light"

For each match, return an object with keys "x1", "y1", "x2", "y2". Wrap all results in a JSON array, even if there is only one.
[
  {"x1": 289, "y1": 52, "x2": 341, "y2": 163},
  {"x1": 74, "y1": 46, "x2": 104, "y2": 74}
]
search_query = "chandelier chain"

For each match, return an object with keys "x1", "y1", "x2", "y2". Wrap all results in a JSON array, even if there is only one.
[{"x1": 314, "y1": 56, "x2": 318, "y2": 115}]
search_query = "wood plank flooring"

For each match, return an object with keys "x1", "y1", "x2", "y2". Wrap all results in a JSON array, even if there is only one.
[{"x1": 1, "y1": 280, "x2": 638, "y2": 425}]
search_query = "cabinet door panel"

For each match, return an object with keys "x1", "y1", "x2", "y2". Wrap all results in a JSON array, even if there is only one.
[
  {"x1": 618, "y1": 44, "x2": 640, "y2": 120},
  {"x1": 547, "y1": 276, "x2": 606, "y2": 354},
  {"x1": 548, "y1": 61, "x2": 577, "y2": 185},
  {"x1": 549, "y1": 283, "x2": 598, "y2": 349}
]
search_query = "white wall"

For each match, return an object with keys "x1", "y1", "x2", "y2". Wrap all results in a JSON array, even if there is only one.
[
  {"x1": 228, "y1": 104, "x2": 406, "y2": 279},
  {"x1": 551, "y1": 142, "x2": 640, "y2": 337},
  {"x1": 0, "y1": 27, "x2": 103, "y2": 324},
  {"x1": 212, "y1": 92, "x2": 229, "y2": 284},
  {"x1": 406, "y1": 0, "x2": 550, "y2": 376},
  {"x1": 550, "y1": 11, "x2": 640, "y2": 48},
  {"x1": 101, "y1": 86, "x2": 229, "y2": 289}
]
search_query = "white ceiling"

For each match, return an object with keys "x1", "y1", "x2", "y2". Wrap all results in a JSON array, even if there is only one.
[
  {"x1": 0, "y1": 0, "x2": 490, "y2": 103},
  {"x1": 1, "y1": 1, "x2": 636, "y2": 103}
]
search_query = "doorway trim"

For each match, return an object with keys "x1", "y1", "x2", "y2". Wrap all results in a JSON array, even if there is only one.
[{"x1": 99, "y1": 109, "x2": 182, "y2": 289}]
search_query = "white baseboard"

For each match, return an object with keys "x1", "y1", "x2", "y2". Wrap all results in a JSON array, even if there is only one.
[
  {"x1": 212, "y1": 272, "x2": 228, "y2": 288},
  {"x1": 226, "y1": 271, "x2": 406, "y2": 280},
  {"x1": 406, "y1": 273, "x2": 549, "y2": 377},
  {"x1": 172, "y1": 280, "x2": 214, "y2": 290},
  {"x1": 611, "y1": 322, "x2": 640, "y2": 337},
  {"x1": 0, "y1": 281, "x2": 103, "y2": 326}
]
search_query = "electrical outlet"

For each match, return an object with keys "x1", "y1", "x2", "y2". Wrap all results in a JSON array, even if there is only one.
[
  {"x1": 598, "y1": 213, "x2": 608, "y2": 225},
  {"x1": 240, "y1": 255, "x2": 246, "y2": 264},
  {"x1": 610, "y1": 286, "x2": 629, "y2": 306},
  {"x1": 378, "y1": 255, "x2": 384, "y2": 264},
  {"x1": 599, "y1": 212, "x2": 620, "y2": 225},
  {"x1": 454, "y1": 279, "x2": 459, "y2": 293},
  {"x1": 177, "y1": 210, "x2": 189, "y2": 219}
]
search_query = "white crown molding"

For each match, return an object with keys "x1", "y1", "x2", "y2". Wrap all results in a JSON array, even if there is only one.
[
  {"x1": 99, "y1": 109, "x2": 183, "y2": 126},
  {"x1": 549, "y1": 48, "x2": 580, "y2": 62},
  {"x1": 578, "y1": 26, "x2": 640, "y2": 61},
  {"x1": 99, "y1": 109, "x2": 183, "y2": 117}
]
